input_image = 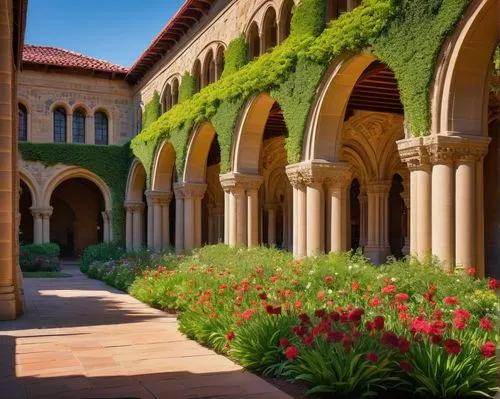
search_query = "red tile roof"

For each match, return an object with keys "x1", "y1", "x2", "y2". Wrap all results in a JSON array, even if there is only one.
[{"x1": 22, "y1": 44, "x2": 129, "y2": 75}]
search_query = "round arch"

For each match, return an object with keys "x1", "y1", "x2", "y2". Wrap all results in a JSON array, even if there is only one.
[
  {"x1": 71, "y1": 103, "x2": 92, "y2": 116},
  {"x1": 431, "y1": 0, "x2": 498, "y2": 137},
  {"x1": 183, "y1": 122, "x2": 217, "y2": 183},
  {"x1": 304, "y1": 53, "x2": 376, "y2": 162},
  {"x1": 126, "y1": 159, "x2": 147, "y2": 202},
  {"x1": 151, "y1": 140, "x2": 176, "y2": 192},
  {"x1": 19, "y1": 167, "x2": 41, "y2": 208},
  {"x1": 261, "y1": 6, "x2": 278, "y2": 52},
  {"x1": 43, "y1": 167, "x2": 112, "y2": 211},
  {"x1": 232, "y1": 92, "x2": 276, "y2": 174}
]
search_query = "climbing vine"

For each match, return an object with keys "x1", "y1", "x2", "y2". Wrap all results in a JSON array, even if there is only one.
[
  {"x1": 19, "y1": 143, "x2": 133, "y2": 244},
  {"x1": 142, "y1": 90, "x2": 161, "y2": 130},
  {"x1": 179, "y1": 72, "x2": 196, "y2": 103},
  {"x1": 222, "y1": 36, "x2": 248, "y2": 78}
]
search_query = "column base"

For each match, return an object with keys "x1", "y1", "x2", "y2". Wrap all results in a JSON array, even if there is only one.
[
  {"x1": 364, "y1": 246, "x2": 390, "y2": 265},
  {"x1": 0, "y1": 295, "x2": 18, "y2": 320}
]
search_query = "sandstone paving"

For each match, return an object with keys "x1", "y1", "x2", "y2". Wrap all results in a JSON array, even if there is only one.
[{"x1": 0, "y1": 266, "x2": 291, "y2": 399}]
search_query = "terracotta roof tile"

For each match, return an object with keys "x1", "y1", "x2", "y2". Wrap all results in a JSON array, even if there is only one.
[{"x1": 23, "y1": 44, "x2": 129, "y2": 74}]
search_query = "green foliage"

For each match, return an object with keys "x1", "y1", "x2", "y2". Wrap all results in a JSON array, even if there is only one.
[
  {"x1": 142, "y1": 90, "x2": 162, "y2": 130},
  {"x1": 222, "y1": 36, "x2": 248, "y2": 78},
  {"x1": 373, "y1": 0, "x2": 472, "y2": 136},
  {"x1": 179, "y1": 72, "x2": 196, "y2": 102},
  {"x1": 211, "y1": 97, "x2": 246, "y2": 173},
  {"x1": 19, "y1": 142, "x2": 133, "y2": 243},
  {"x1": 169, "y1": 122, "x2": 195, "y2": 176},
  {"x1": 20, "y1": 243, "x2": 61, "y2": 272},
  {"x1": 79, "y1": 242, "x2": 126, "y2": 273},
  {"x1": 289, "y1": 0, "x2": 326, "y2": 37}
]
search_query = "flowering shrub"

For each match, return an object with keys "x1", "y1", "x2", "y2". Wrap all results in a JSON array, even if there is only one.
[{"x1": 93, "y1": 245, "x2": 498, "y2": 397}]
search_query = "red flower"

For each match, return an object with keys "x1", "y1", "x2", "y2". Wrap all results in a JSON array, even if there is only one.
[
  {"x1": 299, "y1": 313, "x2": 310, "y2": 323},
  {"x1": 270, "y1": 276, "x2": 279, "y2": 282},
  {"x1": 342, "y1": 335, "x2": 354, "y2": 349},
  {"x1": 242, "y1": 309, "x2": 254, "y2": 320},
  {"x1": 444, "y1": 339, "x2": 461, "y2": 355},
  {"x1": 285, "y1": 346, "x2": 299, "y2": 360},
  {"x1": 293, "y1": 325, "x2": 307, "y2": 337},
  {"x1": 443, "y1": 296, "x2": 459, "y2": 305},
  {"x1": 302, "y1": 334, "x2": 314, "y2": 346},
  {"x1": 479, "y1": 317, "x2": 494, "y2": 331},
  {"x1": 466, "y1": 267, "x2": 476, "y2": 276},
  {"x1": 453, "y1": 318, "x2": 467, "y2": 330},
  {"x1": 399, "y1": 361, "x2": 413, "y2": 373},
  {"x1": 226, "y1": 331, "x2": 235, "y2": 341},
  {"x1": 398, "y1": 337, "x2": 410, "y2": 353},
  {"x1": 373, "y1": 315, "x2": 385, "y2": 330},
  {"x1": 365, "y1": 321, "x2": 374, "y2": 331},
  {"x1": 327, "y1": 330, "x2": 344, "y2": 343},
  {"x1": 480, "y1": 342, "x2": 496, "y2": 358},
  {"x1": 256, "y1": 267, "x2": 264, "y2": 275},
  {"x1": 429, "y1": 320, "x2": 446, "y2": 336},
  {"x1": 381, "y1": 285, "x2": 397, "y2": 295},
  {"x1": 259, "y1": 292, "x2": 267, "y2": 300},
  {"x1": 430, "y1": 334, "x2": 443, "y2": 345},
  {"x1": 366, "y1": 351, "x2": 378, "y2": 363},
  {"x1": 453, "y1": 308, "x2": 471, "y2": 321},
  {"x1": 317, "y1": 291, "x2": 325, "y2": 301},
  {"x1": 351, "y1": 281, "x2": 360, "y2": 291},
  {"x1": 488, "y1": 278, "x2": 498, "y2": 290},
  {"x1": 348, "y1": 308, "x2": 365, "y2": 322},
  {"x1": 370, "y1": 297, "x2": 382, "y2": 307},
  {"x1": 255, "y1": 284, "x2": 263, "y2": 290},
  {"x1": 395, "y1": 293, "x2": 409, "y2": 302},
  {"x1": 324, "y1": 276, "x2": 334, "y2": 284},
  {"x1": 315, "y1": 309, "x2": 326, "y2": 318},
  {"x1": 279, "y1": 338, "x2": 290, "y2": 348},
  {"x1": 381, "y1": 331, "x2": 399, "y2": 348},
  {"x1": 410, "y1": 316, "x2": 431, "y2": 335}
]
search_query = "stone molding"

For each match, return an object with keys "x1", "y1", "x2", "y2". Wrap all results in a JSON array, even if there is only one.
[
  {"x1": 397, "y1": 135, "x2": 490, "y2": 169},
  {"x1": 366, "y1": 180, "x2": 392, "y2": 194},
  {"x1": 145, "y1": 190, "x2": 173, "y2": 205},
  {"x1": 286, "y1": 160, "x2": 352, "y2": 188},
  {"x1": 29, "y1": 207, "x2": 53, "y2": 218},
  {"x1": 219, "y1": 172, "x2": 263, "y2": 192},
  {"x1": 174, "y1": 182, "x2": 207, "y2": 199}
]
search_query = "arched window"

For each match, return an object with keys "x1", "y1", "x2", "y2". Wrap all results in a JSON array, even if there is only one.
[
  {"x1": 172, "y1": 78, "x2": 179, "y2": 106},
  {"x1": 193, "y1": 59, "x2": 202, "y2": 92},
  {"x1": 18, "y1": 103, "x2": 27, "y2": 142},
  {"x1": 203, "y1": 50, "x2": 216, "y2": 87},
  {"x1": 326, "y1": 0, "x2": 348, "y2": 21},
  {"x1": 163, "y1": 84, "x2": 172, "y2": 113},
  {"x1": 94, "y1": 111, "x2": 108, "y2": 145},
  {"x1": 215, "y1": 47, "x2": 224, "y2": 80},
  {"x1": 247, "y1": 22, "x2": 260, "y2": 61},
  {"x1": 279, "y1": 0, "x2": 294, "y2": 43},
  {"x1": 262, "y1": 8, "x2": 278, "y2": 52},
  {"x1": 53, "y1": 107, "x2": 67, "y2": 143},
  {"x1": 72, "y1": 108, "x2": 86, "y2": 144}
]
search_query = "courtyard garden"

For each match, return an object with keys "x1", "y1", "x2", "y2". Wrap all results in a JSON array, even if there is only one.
[{"x1": 80, "y1": 244, "x2": 499, "y2": 398}]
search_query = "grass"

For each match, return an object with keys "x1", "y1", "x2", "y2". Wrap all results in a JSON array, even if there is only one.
[{"x1": 23, "y1": 271, "x2": 72, "y2": 278}]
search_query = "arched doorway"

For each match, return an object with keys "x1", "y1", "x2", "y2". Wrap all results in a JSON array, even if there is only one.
[
  {"x1": 19, "y1": 180, "x2": 34, "y2": 245},
  {"x1": 50, "y1": 178, "x2": 105, "y2": 258}
]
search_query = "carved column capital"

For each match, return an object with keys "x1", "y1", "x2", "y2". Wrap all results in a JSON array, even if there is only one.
[
  {"x1": 397, "y1": 137, "x2": 430, "y2": 170},
  {"x1": 366, "y1": 180, "x2": 392, "y2": 194},
  {"x1": 286, "y1": 160, "x2": 352, "y2": 188},
  {"x1": 30, "y1": 207, "x2": 53, "y2": 218},
  {"x1": 219, "y1": 172, "x2": 263, "y2": 192},
  {"x1": 145, "y1": 190, "x2": 173, "y2": 205},
  {"x1": 174, "y1": 182, "x2": 207, "y2": 199},
  {"x1": 124, "y1": 202, "x2": 145, "y2": 213}
]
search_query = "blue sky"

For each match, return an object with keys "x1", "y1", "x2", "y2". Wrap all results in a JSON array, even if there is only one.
[{"x1": 25, "y1": 0, "x2": 186, "y2": 67}]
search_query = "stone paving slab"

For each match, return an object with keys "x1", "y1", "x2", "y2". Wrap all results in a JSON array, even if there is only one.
[{"x1": 0, "y1": 266, "x2": 291, "y2": 399}]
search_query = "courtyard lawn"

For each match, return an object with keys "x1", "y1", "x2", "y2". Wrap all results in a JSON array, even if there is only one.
[
  {"x1": 23, "y1": 271, "x2": 72, "y2": 278},
  {"x1": 82, "y1": 244, "x2": 499, "y2": 398}
]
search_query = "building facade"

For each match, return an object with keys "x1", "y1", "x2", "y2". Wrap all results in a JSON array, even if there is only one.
[{"x1": 7, "y1": 0, "x2": 499, "y2": 319}]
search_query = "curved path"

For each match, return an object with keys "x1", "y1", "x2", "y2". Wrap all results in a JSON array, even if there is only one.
[{"x1": 0, "y1": 265, "x2": 290, "y2": 399}]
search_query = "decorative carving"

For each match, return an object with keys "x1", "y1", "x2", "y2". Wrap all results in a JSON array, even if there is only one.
[
  {"x1": 219, "y1": 172, "x2": 263, "y2": 192},
  {"x1": 145, "y1": 190, "x2": 173, "y2": 205},
  {"x1": 174, "y1": 182, "x2": 207, "y2": 199},
  {"x1": 124, "y1": 202, "x2": 145, "y2": 213},
  {"x1": 286, "y1": 160, "x2": 352, "y2": 188},
  {"x1": 30, "y1": 207, "x2": 53, "y2": 218}
]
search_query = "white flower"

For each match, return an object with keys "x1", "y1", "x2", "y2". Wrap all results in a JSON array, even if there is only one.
[
  {"x1": 391, "y1": 277, "x2": 397, "y2": 282},
  {"x1": 309, "y1": 270, "x2": 314, "y2": 275},
  {"x1": 328, "y1": 289, "x2": 333, "y2": 294},
  {"x1": 306, "y1": 282, "x2": 311, "y2": 290}
]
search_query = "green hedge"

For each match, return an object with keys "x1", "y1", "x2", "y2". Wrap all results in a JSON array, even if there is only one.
[
  {"x1": 20, "y1": 243, "x2": 61, "y2": 272},
  {"x1": 79, "y1": 241, "x2": 126, "y2": 273},
  {"x1": 131, "y1": 0, "x2": 473, "y2": 183},
  {"x1": 19, "y1": 142, "x2": 133, "y2": 243}
]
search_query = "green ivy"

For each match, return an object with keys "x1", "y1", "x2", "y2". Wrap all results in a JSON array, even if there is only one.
[
  {"x1": 19, "y1": 142, "x2": 133, "y2": 244},
  {"x1": 373, "y1": 0, "x2": 472, "y2": 136},
  {"x1": 131, "y1": 0, "x2": 474, "y2": 184},
  {"x1": 142, "y1": 90, "x2": 161, "y2": 130},
  {"x1": 222, "y1": 36, "x2": 248, "y2": 78},
  {"x1": 179, "y1": 72, "x2": 196, "y2": 102}
]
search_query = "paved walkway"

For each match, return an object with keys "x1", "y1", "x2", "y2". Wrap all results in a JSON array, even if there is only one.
[{"x1": 0, "y1": 265, "x2": 290, "y2": 399}]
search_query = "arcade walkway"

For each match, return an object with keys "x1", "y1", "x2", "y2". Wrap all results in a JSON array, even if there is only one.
[{"x1": 0, "y1": 265, "x2": 290, "y2": 399}]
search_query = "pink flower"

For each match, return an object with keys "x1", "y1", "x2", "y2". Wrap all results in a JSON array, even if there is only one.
[
  {"x1": 453, "y1": 308, "x2": 471, "y2": 321},
  {"x1": 453, "y1": 318, "x2": 467, "y2": 330},
  {"x1": 443, "y1": 296, "x2": 459, "y2": 305},
  {"x1": 466, "y1": 268, "x2": 476, "y2": 276},
  {"x1": 369, "y1": 297, "x2": 382, "y2": 307},
  {"x1": 479, "y1": 317, "x2": 493, "y2": 331},
  {"x1": 241, "y1": 309, "x2": 254, "y2": 320},
  {"x1": 324, "y1": 276, "x2": 334, "y2": 284},
  {"x1": 381, "y1": 285, "x2": 396, "y2": 295},
  {"x1": 395, "y1": 293, "x2": 409, "y2": 302}
]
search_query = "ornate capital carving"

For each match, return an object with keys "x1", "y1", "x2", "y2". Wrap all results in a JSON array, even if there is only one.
[
  {"x1": 397, "y1": 137, "x2": 430, "y2": 170},
  {"x1": 173, "y1": 182, "x2": 207, "y2": 199},
  {"x1": 124, "y1": 202, "x2": 145, "y2": 213},
  {"x1": 286, "y1": 160, "x2": 352, "y2": 188},
  {"x1": 30, "y1": 207, "x2": 53, "y2": 218},
  {"x1": 145, "y1": 190, "x2": 173, "y2": 205},
  {"x1": 423, "y1": 135, "x2": 490, "y2": 165},
  {"x1": 219, "y1": 173, "x2": 263, "y2": 192},
  {"x1": 366, "y1": 180, "x2": 392, "y2": 194}
]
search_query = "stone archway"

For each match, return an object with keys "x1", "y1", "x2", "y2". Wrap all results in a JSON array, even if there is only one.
[{"x1": 125, "y1": 160, "x2": 147, "y2": 250}]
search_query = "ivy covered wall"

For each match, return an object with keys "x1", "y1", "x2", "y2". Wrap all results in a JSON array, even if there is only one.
[
  {"x1": 131, "y1": 0, "x2": 473, "y2": 184},
  {"x1": 19, "y1": 143, "x2": 134, "y2": 244}
]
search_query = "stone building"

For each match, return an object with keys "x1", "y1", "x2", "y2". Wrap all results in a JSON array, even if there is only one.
[{"x1": 2, "y1": 0, "x2": 499, "y2": 319}]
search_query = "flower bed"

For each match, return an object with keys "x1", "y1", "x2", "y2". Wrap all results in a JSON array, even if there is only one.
[{"x1": 83, "y1": 244, "x2": 499, "y2": 397}]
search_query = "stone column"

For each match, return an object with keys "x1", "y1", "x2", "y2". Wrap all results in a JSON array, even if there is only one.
[
  {"x1": 430, "y1": 151, "x2": 454, "y2": 268},
  {"x1": 174, "y1": 186, "x2": 185, "y2": 254},
  {"x1": 364, "y1": 181, "x2": 391, "y2": 264},
  {"x1": 297, "y1": 185, "x2": 307, "y2": 257},
  {"x1": 161, "y1": 194, "x2": 172, "y2": 250},
  {"x1": 475, "y1": 157, "x2": 485, "y2": 277},
  {"x1": 326, "y1": 167, "x2": 351, "y2": 254},
  {"x1": 306, "y1": 182, "x2": 323, "y2": 256},
  {"x1": 125, "y1": 205, "x2": 133, "y2": 250},
  {"x1": 220, "y1": 173, "x2": 263, "y2": 248},
  {"x1": 177, "y1": 183, "x2": 206, "y2": 253},
  {"x1": 266, "y1": 204, "x2": 277, "y2": 246},
  {"x1": 130, "y1": 203, "x2": 145, "y2": 250},
  {"x1": 30, "y1": 208, "x2": 44, "y2": 244},
  {"x1": 101, "y1": 211, "x2": 110, "y2": 242},
  {"x1": 145, "y1": 192, "x2": 154, "y2": 249},
  {"x1": 224, "y1": 190, "x2": 230, "y2": 244},
  {"x1": 40, "y1": 208, "x2": 53, "y2": 244},
  {"x1": 358, "y1": 188, "x2": 368, "y2": 249},
  {"x1": 416, "y1": 165, "x2": 432, "y2": 260}
]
